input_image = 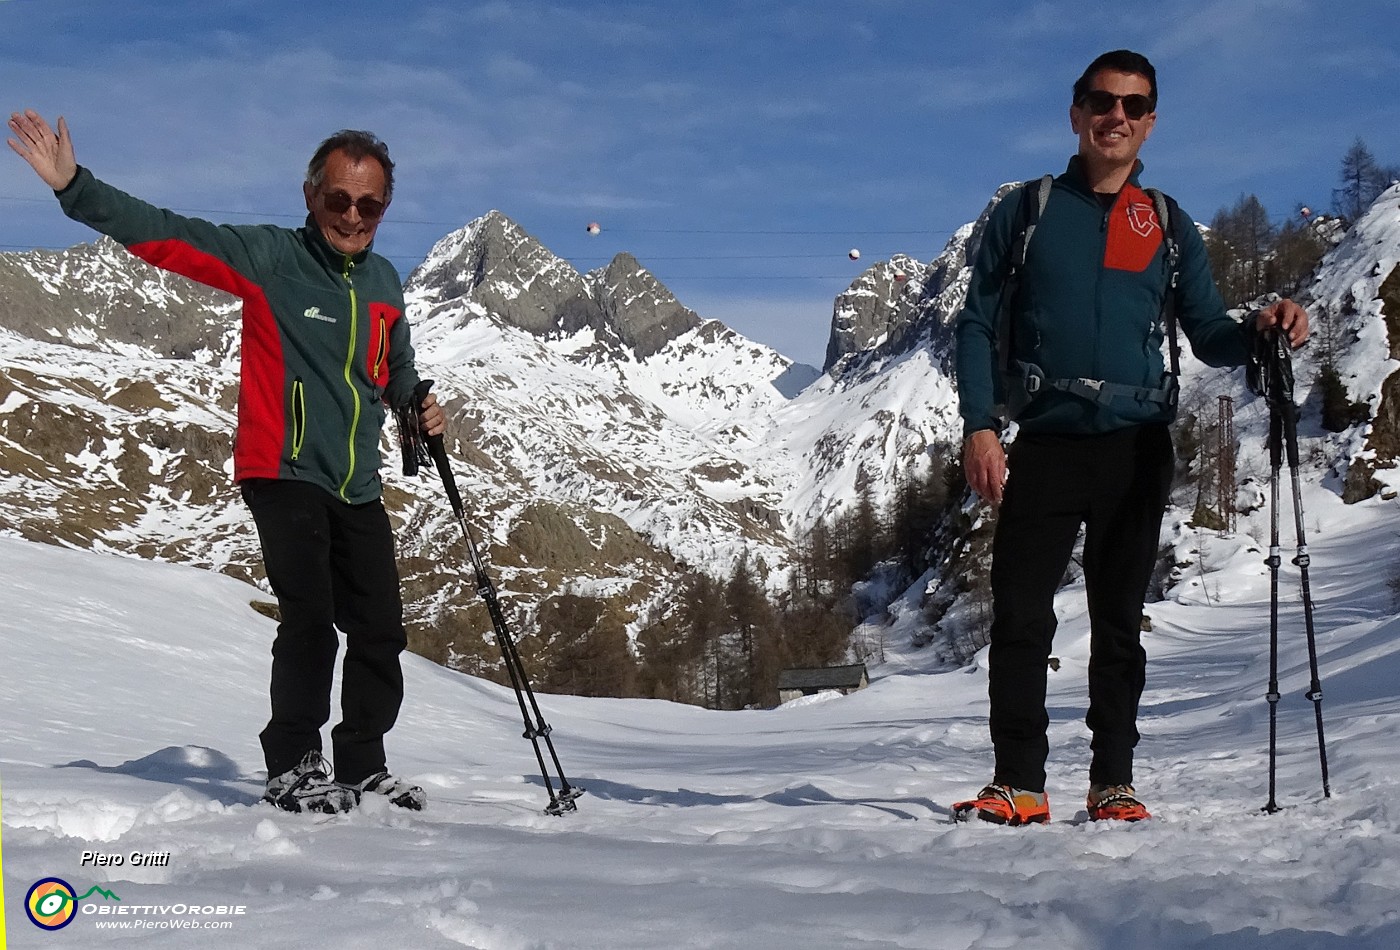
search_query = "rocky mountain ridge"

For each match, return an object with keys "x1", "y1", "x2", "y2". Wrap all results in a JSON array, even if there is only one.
[
  {"x1": 407, "y1": 211, "x2": 703, "y2": 360},
  {"x1": 1, "y1": 206, "x2": 960, "y2": 676},
  {"x1": 4, "y1": 184, "x2": 1398, "y2": 683},
  {"x1": 822, "y1": 182, "x2": 1019, "y2": 379}
]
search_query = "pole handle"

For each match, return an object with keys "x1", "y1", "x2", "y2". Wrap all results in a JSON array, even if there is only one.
[{"x1": 412, "y1": 380, "x2": 467, "y2": 521}]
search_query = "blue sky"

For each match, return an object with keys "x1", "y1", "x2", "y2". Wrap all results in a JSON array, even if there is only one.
[{"x1": 2, "y1": 0, "x2": 1397, "y2": 368}]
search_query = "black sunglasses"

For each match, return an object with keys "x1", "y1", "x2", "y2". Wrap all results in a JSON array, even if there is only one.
[
  {"x1": 322, "y1": 190, "x2": 386, "y2": 220},
  {"x1": 1077, "y1": 90, "x2": 1155, "y2": 120}
]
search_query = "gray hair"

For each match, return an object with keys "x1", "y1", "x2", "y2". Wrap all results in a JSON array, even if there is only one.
[{"x1": 305, "y1": 130, "x2": 395, "y2": 201}]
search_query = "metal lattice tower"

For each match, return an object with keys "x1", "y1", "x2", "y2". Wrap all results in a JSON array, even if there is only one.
[{"x1": 1218, "y1": 395, "x2": 1237, "y2": 534}]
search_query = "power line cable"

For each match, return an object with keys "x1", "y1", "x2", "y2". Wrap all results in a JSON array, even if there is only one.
[
  {"x1": 0, "y1": 195, "x2": 957, "y2": 236},
  {"x1": 0, "y1": 240, "x2": 872, "y2": 280},
  {"x1": 3, "y1": 241, "x2": 917, "y2": 268}
]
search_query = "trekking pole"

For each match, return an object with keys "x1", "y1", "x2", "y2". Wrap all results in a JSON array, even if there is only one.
[
  {"x1": 1252, "y1": 331, "x2": 1331, "y2": 812},
  {"x1": 406, "y1": 381, "x2": 583, "y2": 816},
  {"x1": 1274, "y1": 345, "x2": 1331, "y2": 802},
  {"x1": 1263, "y1": 397, "x2": 1282, "y2": 812}
]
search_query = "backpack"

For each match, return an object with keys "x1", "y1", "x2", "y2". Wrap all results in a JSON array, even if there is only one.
[{"x1": 994, "y1": 174, "x2": 1184, "y2": 424}]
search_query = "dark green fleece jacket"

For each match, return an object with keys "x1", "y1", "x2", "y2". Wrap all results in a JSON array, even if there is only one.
[{"x1": 57, "y1": 166, "x2": 420, "y2": 504}]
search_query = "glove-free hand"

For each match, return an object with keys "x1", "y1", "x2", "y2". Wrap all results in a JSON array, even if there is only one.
[
  {"x1": 963, "y1": 430, "x2": 1007, "y2": 507},
  {"x1": 419, "y1": 393, "x2": 445, "y2": 437},
  {"x1": 7, "y1": 110, "x2": 78, "y2": 191}
]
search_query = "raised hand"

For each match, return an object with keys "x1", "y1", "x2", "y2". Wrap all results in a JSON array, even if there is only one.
[{"x1": 7, "y1": 110, "x2": 78, "y2": 191}]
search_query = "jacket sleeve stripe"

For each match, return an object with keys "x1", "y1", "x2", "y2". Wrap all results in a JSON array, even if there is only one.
[{"x1": 128, "y1": 238, "x2": 287, "y2": 481}]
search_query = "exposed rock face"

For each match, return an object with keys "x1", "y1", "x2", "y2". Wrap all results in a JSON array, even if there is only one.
[
  {"x1": 407, "y1": 213, "x2": 699, "y2": 360},
  {"x1": 1346, "y1": 263, "x2": 1400, "y2": 502},
  {"x1": 0, "y1": 237, "x2": 239, "y2": 360},
  {"x1": 823, "y1": 253, "x2": 928, "y2": 372},
  {"x1": 588, "y1": 252, "x2": 701, "y2": 358},
  {"x1": 823, "y1": 182, "x2": 1020, "y2": 379},
  {"x1": 406, "y1": 210, "x2": 602, "y2": 338}
]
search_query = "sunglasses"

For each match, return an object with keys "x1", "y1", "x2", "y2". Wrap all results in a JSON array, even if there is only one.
[
  {"x1": 1077, "y1": 90, "x2": 1155, "y2": 120},
  {"x1": 321, "y1": 190, "x2": 386, "y2": 220}
]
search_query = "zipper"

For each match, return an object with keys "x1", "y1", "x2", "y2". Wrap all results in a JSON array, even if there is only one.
[
  {"x1": 289, "y1": 377, "x2": 306, "y2": 461},
  {"x1": 372, "y1": 310, "x2": 388, "y2": 384},
  {"x1": 1093, "y1": 197, "x2": 1112, "y2": 380},
  {"x1": 337, "y1": 256, "x2": 363, "y2": 501}
]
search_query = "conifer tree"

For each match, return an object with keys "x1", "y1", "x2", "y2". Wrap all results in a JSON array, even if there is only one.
[
  {"x1": 1208, "y1": 194, "x2": 1274, "y2": 304},
  {"x1": 1333, "y1": 138, "x2": 1397, "y2": 223}
]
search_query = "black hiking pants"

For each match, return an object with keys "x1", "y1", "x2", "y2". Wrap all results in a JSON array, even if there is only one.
[
  {"x1": 987, "y1": 423, "x2": 1174, "y2": 793},
  {"x1": 243, "y1": 479, "x2": 407, "y2": 786}
]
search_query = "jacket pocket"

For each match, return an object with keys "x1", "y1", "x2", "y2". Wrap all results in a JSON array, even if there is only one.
[
  {"x1": 371, "y1": 311, "x2": 388, "y2": 387},
  {"x1": 289, "y1": 377, "x2": 307, "y2": 461},
  {"x1": 367, "y1": 303, "x2": 398, "y2": 390}
]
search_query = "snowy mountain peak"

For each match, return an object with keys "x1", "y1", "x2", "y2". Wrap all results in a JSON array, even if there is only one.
[
  {"x1": 822, "y1": 183, "x2": 1018, "y2": 381},
  {"x1": 585, "y1": 251, "x2": 702, "y2": 359},
  {"x1": 405, "y1": 213, "x2": 700, "y2": 362},
  {"x1": 406, "y1": 210, "x2": 598, "y2": 338},
  {"x1": 823, "y1": 253, "x2": 931, "y2": 373}
]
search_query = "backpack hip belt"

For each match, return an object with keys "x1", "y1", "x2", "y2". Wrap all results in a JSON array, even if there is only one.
[{"x1": 1015, "y1": 359, "x2": 1179, "y2": 407}]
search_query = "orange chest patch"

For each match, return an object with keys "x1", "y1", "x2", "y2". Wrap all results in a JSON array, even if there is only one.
[{"x1": 1103, "y1": 187, "x2": 1163, "y2": 273}]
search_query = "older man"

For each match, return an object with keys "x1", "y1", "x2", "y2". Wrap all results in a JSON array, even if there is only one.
[
  {"x1": 9, "y1": 110, "x2": 444, "y2": 813},
  {"x1": 951, "y1": 51, "x2": 1308, "y2": 824}
]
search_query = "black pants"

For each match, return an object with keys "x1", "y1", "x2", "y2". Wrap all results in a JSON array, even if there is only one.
[
  {"x1": 242, "y1": 479, "x2": 407, "y2": 785},
  {"x1": 987, "y1": 424, "x2": 1174, "y2": 792}
]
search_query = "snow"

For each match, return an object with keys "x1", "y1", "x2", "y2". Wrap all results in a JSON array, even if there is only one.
[
  {"x1": 5, "y1": 153, "x2": 1400, "y2": 950},
  {"x1": 4, "y1": 464, "x2": 1400, "y2": 947}
]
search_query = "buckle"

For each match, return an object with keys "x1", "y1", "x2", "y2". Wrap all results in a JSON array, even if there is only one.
[
  {"x1": 1020, "y1": 362, "x2": 1046, "y2": 395},
  {"x1": 1073, "y1": 378, "x2": 1116, "y2": 405}
]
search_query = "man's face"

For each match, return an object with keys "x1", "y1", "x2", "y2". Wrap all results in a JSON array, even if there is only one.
[
  {"x1": 303, "y1": 149, "x2": 389, "y2": 257},
  {"x1": 1070, "y1": 68, "x2": 1156, "y2": 173}
]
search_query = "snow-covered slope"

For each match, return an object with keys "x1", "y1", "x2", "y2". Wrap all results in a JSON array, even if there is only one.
[
  {"x1": 4, "y1": 182, "x2": 1400, "y2": 681},
  {"x1": 402, "y1": 213, "x2": 808, "y2": 576},
  {"x1": 0, "y1": 236, "x2": 240, "y2": 361},
  {"x1": 1168, "y1": 181, "x2": 1400, "y2": 502},
  {"x1": 772, "y1": 182, "x2": 1016, "y2": 526},
  {"x1": 0, "y1": 211, "x2": 827, "y2": 674},
  {"x1": 3, "y1": 474, "x2": 1398, "y2": 947}
]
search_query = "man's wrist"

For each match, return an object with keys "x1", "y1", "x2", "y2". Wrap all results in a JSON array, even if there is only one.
[{"x1": 53, "y1": 164, "x2": 82, "y2": 195}]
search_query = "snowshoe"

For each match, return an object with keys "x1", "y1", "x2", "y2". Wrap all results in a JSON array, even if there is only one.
[
  {"x1": 340, "y1": 770, "x2": 427, "y2": 811},
  {"x1": 1086, "y1": 784, "x2": 1151, "y2": 822},
  {"x1": 952, "y1": 783, "x2": 1050, "y2": 825},
  {"x1": 263, "y1": 751, "x2": 357, "y2": 814}
]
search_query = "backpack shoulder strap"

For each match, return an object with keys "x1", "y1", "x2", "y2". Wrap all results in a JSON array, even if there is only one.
[
  {"x1": 1017, "y1": 173, "x2": 1054, "y2": 265},
  {"x1": 1144, "y1": 187, "x2": 1182, "y2": 377},
  {"x1": 996, "y1": 174, "x2": 1053, "y2": 378}
]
